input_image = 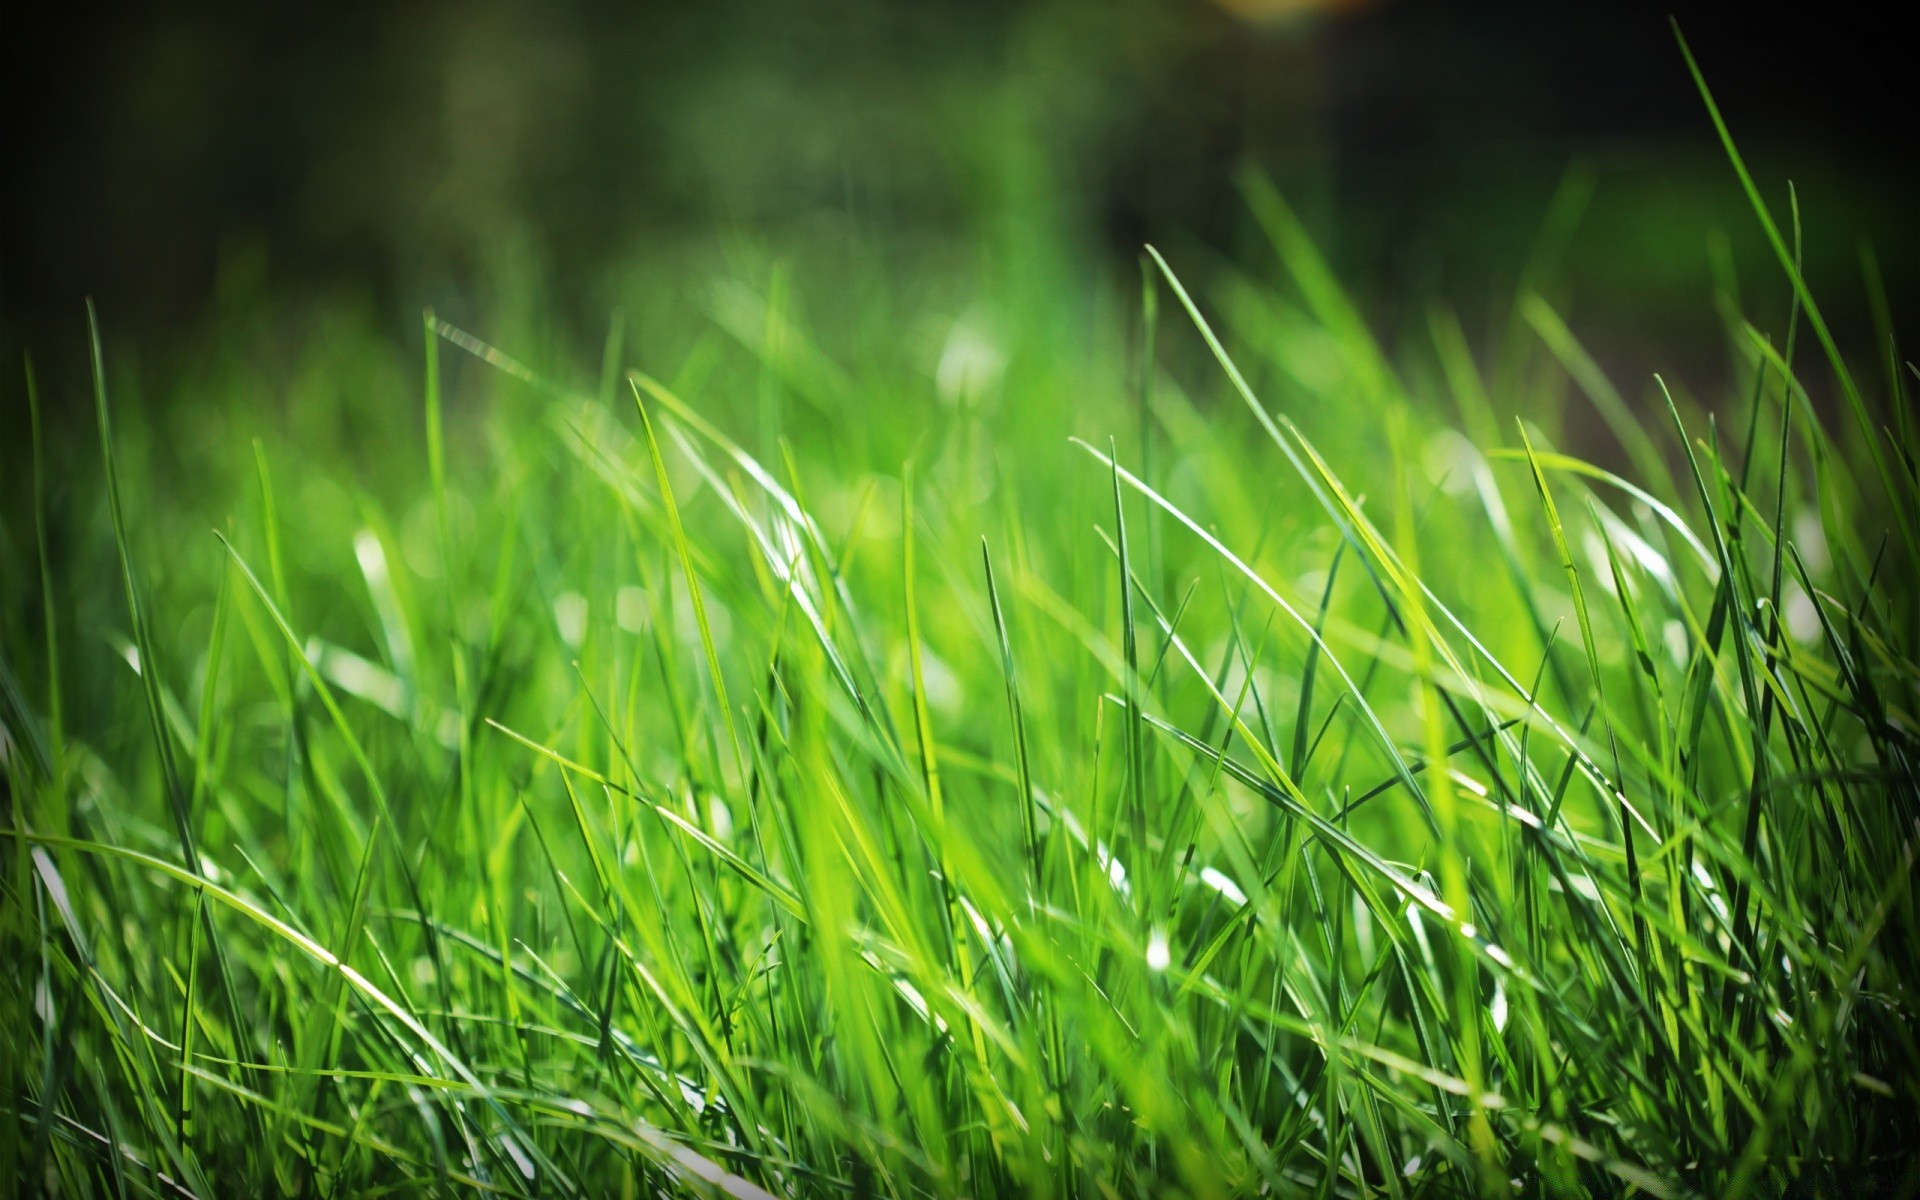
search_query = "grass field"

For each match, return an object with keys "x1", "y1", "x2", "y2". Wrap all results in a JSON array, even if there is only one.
[{"x1": 3, "y1": 49, "x2": 1917, "y2": 1198}]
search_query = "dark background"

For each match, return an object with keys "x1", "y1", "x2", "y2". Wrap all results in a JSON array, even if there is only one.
[{"x1": 3, "y1": 0, "x2": 1914, "y2": 381}]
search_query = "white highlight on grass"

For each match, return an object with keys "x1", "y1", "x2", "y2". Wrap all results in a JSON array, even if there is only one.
[
  {"x1": 707, "y1": 795, "x2": 733, "y2": 841},
  {"x1": 1784, "y1": 581, "x2": 1820, "y2": 644},
  {"x1": 960, "y1": 894, "x2": 1014, "y2": 963},
  {"x1": 1199, "y1": 866, "x2": 1247, "y2": 907},
  {"x1": 554, "y1": 591, "x2": 588, "y2": 648},
  {"x1": 499, "y1": 1132, "x2": 536, "y2": 1180},
  {"x1": 936, "y1": 318, "x2": 1004, "y2": 407},
  {"x1": 1584, "y1": 529, "x2": 1621, "y2": 597},
  {"x1": 1662, "y1": 619, "x2": 1689, "y2": 668},
  {"x1": 919, "y1": 647, "x2": 961, "y2": 714},
  {"x1": 314, "y1": 640, "x2": 408, "y2": 717},
  {"x1": 771, "y1": 513, "x2": 811, "y2": 582},
  {"x1": 881, "y1": 968, "x2": 943, "y2": 1031},
  {"x1": 672, "y1": 578, "x2": 732, "y2": 649},
  {"x1": 1448, "y1": 769, "x2": 1489, "y2": 799},
  {"x1": 1592, "y1": 505, "x2": 1678, "y2": 594},
  {"x1": 1048, "y1": 799, "x2": 1133, "y2": 900},
  {"x1": 1794, "y1": 510, "x2": 1830, "y2": 573},
  {"x1": 354, "y1": 530, "x2": 389, "y2": 587},
  {"x1": 1424, "y1": 429, "x2": 1480, "y2": 496},
  {"x1": 1406, "y1": 902, "x2": 1435, "y2": 964},
  {"x1": 616, "y1": 586, "x2": 650, "y2": 633},
  {"x1": 1146, "y1": 927, "x2": 1171, "y2": 972},
  {"x1": 1689, "y1": 858, "x2": 1734, "y2": 927}
]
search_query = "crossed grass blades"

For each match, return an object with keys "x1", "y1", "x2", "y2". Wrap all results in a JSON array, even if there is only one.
[{"x1": 3, "y1": 34, "x2": 1916, "y2": 1198}]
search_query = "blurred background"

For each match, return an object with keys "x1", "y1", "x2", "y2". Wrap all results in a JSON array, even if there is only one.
[{"x1": 3, "y1": 0, "x2": 1914, "y2": 420}]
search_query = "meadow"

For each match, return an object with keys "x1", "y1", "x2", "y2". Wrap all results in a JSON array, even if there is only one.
[{"x1": 3, "y1": 44, "x2": 1916, "y2": 1197}]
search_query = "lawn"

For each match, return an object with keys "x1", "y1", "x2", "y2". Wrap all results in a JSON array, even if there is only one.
[{"x1": 3, "y1": 43, "x2": 1916, "y2": 1198}]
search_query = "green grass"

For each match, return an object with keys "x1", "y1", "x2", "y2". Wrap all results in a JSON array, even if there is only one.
[{"x1": 4, "y1": 56, "x2": 1918, "y2": 1198}]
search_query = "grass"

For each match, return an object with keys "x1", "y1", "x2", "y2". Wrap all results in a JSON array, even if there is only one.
[{"x1": 3, "y1": 48, "x2": 1917, "y2": 1198}]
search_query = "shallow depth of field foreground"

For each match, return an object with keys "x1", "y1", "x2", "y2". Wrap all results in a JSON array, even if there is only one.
[{"x1": 4, "y1": 22, "x2": 1919, "y2": 1200}]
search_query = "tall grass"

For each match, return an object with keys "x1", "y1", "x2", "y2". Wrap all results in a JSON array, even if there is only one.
[{"x1": 4, "y1": 48, "x2": 1916, "y2": 1197}]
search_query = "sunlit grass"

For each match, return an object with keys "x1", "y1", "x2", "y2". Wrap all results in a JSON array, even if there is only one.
[{"x1": 3, "y1": 47, "x2": 1916, "y2": 1197}]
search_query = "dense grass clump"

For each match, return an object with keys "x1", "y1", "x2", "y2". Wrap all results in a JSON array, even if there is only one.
[{"x1": 4, "y1": 66, "x2": 1917, "y2": 1199}]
